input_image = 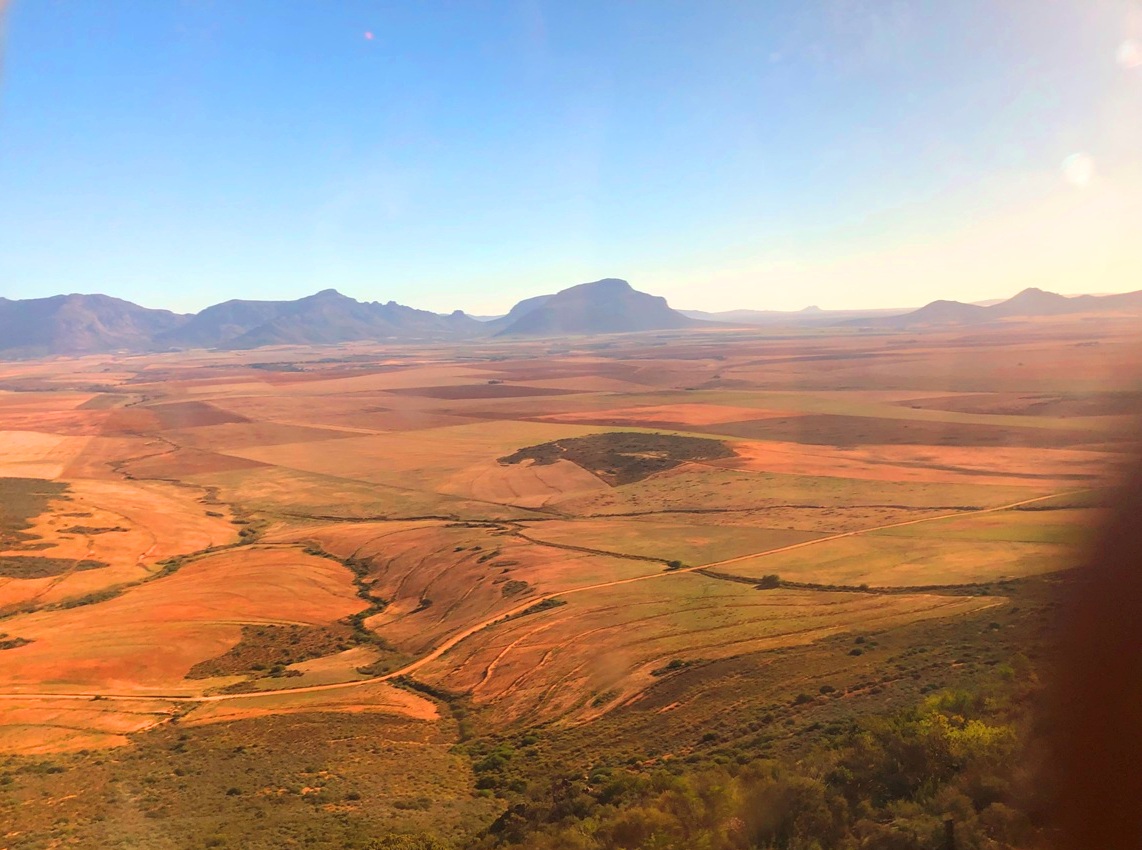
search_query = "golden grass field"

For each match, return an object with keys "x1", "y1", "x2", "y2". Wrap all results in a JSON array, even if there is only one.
[{"x1": 0, "y1": 318, "x2": 1137, "y2": 845}]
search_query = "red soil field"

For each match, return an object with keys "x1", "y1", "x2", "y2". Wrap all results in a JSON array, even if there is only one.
[
  {"x1": 0, "y1": 547, "x2": 361, "y2": 694},
  {"x1": 385, "y1": 384, "x2": 581, "y2": 399},
  {"x1": 539, "y1": 403, "x2": 799, "y2": 427},
  {"x1": 0, "y1": 317, "x2": 1134, "y2": 754}
]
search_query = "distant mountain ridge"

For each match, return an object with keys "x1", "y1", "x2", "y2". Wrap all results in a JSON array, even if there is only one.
[
  {"x1": 2, "y1": 282, "x2": 1140, "y2": 358},
  {"x1": 848, "y1": 287, "x2": 1142, "y2": 329},
  {"x1": 157, "y1": 289, "x2": 481, "y2": 349},
  {"x1": 0, "y1": 293, "x2": 187, "y2": 357},
  {"x1": 0, "y1": 279, "x2": 700, "y2": 357},
  {"x1": 681, "y1": 306, "x2": 912, "y2": 325}
]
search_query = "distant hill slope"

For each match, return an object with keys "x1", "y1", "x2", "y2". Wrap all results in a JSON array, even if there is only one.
[
  {"x1": 158, "y1": 289, "x2": 482, "y2": 349},
  {"x1": 849, "y1": 287, "x2": 1142, "y2": 329},
  {"x1": 892, "y1": 299, "x2": 988, "y2": 325},
  {"x1": 481, "y1": 293, "x2": 554, "y2": 333},
  {"x1": 492, "y1": 279, "x2": 704, "y2": 336},
  {"x1": 0, "y1": 294, "x2": 187, "y2": 357},
  {"x1": 681, "y1": 306, "x2": 912, "y2": 325}
]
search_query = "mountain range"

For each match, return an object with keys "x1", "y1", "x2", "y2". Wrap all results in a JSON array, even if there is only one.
[
  {"x1": 154, "y1": 289, "x2": 482, "y2": 350},
  {"x1": 845, "y1": 287, "x2": 1142, "y2": 329},
  {"x1": 0, "y1": 281, "x2": 1139, "y2": 358},
  {"x1": 0, "y1": 279, "x2": 704, "y2": 357}
]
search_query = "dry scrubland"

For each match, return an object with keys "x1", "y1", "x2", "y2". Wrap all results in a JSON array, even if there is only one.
[{"x1": 0, "y1": 318, "x2": 1136, "y2": 847}]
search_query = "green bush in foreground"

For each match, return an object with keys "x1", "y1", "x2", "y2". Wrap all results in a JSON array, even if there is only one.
[{"x1": 470, "y1": 681, "x2": 1043, "y2": 850}]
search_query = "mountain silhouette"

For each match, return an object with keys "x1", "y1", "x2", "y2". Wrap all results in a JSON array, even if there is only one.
[
  {"x1": 0, "y1": 293, "x2": 187, "y2": 357},
  {"x1": 849, "y1": 287, "x2": 1142, "y2": 329},
  {"x1": 491, "y1": 278, "x2": 702, "y2": 336},
  {"x1": 158, "y1": 289, "x2": 481, "y2": 349}
]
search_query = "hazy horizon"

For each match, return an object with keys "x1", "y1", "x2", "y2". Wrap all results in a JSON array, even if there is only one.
[
  {"x1": 3, "y1": 278, "x2": 1140, "y2": 319},
  {"x1": 2, "y1": 1, "x2": 1140, "y2": 314}
]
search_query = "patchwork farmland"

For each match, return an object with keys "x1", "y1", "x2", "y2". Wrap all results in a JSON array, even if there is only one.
[{"x1": 0, "y1": 318, "x2": 1135, "y2": 848}]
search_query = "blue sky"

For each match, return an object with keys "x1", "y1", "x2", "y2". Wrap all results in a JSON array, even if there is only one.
[{"x1": 1, "y1": 1, "x2": 1140, "y2": 314}]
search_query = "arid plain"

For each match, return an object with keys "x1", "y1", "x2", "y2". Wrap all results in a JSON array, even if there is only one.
[{"x1": 0, "y1": 317, "x2": 1138, "y2": 847}]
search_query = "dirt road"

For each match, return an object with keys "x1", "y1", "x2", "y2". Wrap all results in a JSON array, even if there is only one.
[{"x1": 0, "y1": 490, "x2": 1080, "y2": 705}]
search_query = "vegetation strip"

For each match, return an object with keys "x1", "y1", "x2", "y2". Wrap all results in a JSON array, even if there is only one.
[{"x1": 0, "y1": 489, "x2": 1078, "y2": 706}]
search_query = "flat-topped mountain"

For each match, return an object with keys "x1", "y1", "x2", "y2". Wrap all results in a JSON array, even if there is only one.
[
  {"x1": 491, "y1": 278, "x2": 703, "y2": 336},
  {"x1": 0, "y1": 293, "x2": 188, "y2": 357},
  {"x1": 851, "y1": 287, "x2": 1142, "y2": 329}
]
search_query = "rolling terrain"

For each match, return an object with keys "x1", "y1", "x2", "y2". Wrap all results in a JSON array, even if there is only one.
[
  {"x1": 0, "y1": 293, "x2": 187, "y2": 357},
  {"x1": 0, "y1": 278, "x2": 705, "y2": 357},
  {"x1": 850, "y1": 286, "x2": 1142, "y2": 328},
  {"x1": 0, "y1": 315, "x2": 1135, "y2": 848},
  {"x1": 7, "y1": 281, "x2": 1142, "y2": 358},
  {"x1": 156, "y1": 288, "x2": 484, "y2": 349}
]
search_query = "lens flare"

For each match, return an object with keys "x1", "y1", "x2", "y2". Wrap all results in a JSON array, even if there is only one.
[
  {"x1": 1117, "y1": 39, "x2": 1142, "y2": 70},
  {"x1": 1061, "y1": 153, "x2": 1095, "y2": 188}
]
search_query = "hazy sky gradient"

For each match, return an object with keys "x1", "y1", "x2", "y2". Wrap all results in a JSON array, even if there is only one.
[{"x1": 1, "y1": 1, "x2": 1140, "y2": 314}]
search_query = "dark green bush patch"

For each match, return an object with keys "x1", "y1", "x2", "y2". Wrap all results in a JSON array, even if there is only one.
[
  {"x1": 0, "y1": 556, "x2": 107, "y2": 579},
  {"x1": 498, "y1": 432, "x2": 734, "y2": 485}
]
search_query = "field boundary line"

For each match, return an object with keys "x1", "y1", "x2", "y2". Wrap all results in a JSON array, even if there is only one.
[
  {"x1": 699, "y1": 490, "x2": 1088, "y2": 571},
  {"x1": 0, "y1": 489, "x2": 1084, "y2": 706}
]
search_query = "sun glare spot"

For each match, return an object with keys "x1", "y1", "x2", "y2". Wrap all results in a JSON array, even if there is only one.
[
  {"x1": 1061, "y1": 153, "x2": 1095, "y2": 188},
  {"x1": 1117, "y1": 39, "x2": 1142, "y2": 70},
  {"x1": 364, "y1": 31, "x2": 375, "y2": 41}
]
